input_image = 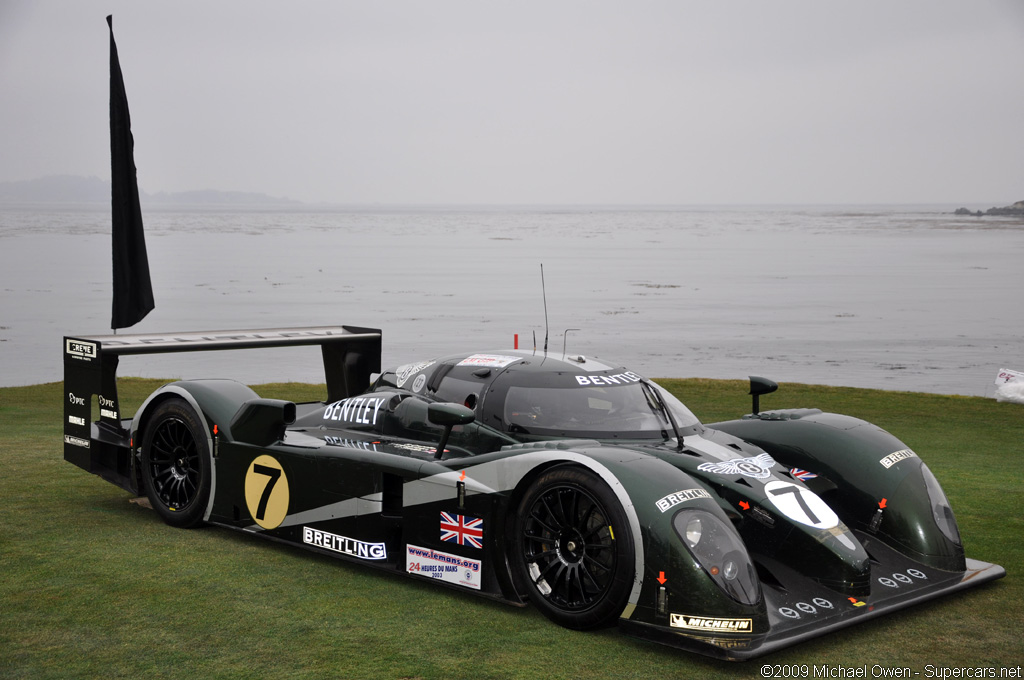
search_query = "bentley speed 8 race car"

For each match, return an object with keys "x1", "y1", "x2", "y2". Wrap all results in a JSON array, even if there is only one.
[{"x1": 62, "y1": 326, "x2": 1004, "y2": 660}]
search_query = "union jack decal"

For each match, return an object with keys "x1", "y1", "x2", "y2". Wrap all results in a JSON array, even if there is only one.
[
  {"x1": 790, "y1": 468, "x2": 818, "y2": 481},
  {"x1": 440, "y1": 512, "x2": 483, "y2": 549}
]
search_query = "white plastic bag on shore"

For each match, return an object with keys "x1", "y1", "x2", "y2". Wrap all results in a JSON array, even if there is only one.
[{"x1": 994, "y1": 368, "x2": 1024, "y2": 404}]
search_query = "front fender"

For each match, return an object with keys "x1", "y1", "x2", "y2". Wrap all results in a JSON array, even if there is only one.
[
  {"x1": 598, "y1": 451, "x2": 768, "y2": 636},
  {"x1": 711, "y1": 410, "x2": 966, "y2": 571}
]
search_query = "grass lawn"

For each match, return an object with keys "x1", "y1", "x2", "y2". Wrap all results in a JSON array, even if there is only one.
[{"x1": 1, "y1": 378, "x2": 1020, "y2": 679}]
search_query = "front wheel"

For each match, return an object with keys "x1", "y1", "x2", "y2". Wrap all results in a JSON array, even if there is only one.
[
  {"x1": 511, "y1": 466, "x2": 635, "y2": 630},
  {"x1": 140, "y1": 398, "x2": 211, "y2": 528}
]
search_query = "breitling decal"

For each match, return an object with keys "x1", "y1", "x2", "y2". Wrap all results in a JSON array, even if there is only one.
[{"x1": 697, "y1": 452, "x2": 777, "y2": 480}]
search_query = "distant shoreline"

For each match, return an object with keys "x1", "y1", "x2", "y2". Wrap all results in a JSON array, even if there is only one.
[
  {"x1": 954, "y1": 200, "x2": 1024, "y2": 217},
  {"x1": 1, "y1": 175, "x2": 1019, "y2": 211},
  {"x1": 0, "y1": 175, "x2": 297, "y2": 207}
]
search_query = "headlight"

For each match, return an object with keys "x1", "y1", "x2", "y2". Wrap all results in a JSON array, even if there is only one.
[
  {"x1": 920, "y1": 464, "x2": 962, "y2": 545},
  {"x1": 684, "y1": 516, "x2": 703, "y2": 547},
  {"x1": 673, "y1": 510, "x2": 761, "y2": 605}
]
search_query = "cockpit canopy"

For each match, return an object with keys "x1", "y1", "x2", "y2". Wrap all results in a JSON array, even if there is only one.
[{"x1": 372, "y1": 351, "x2": 702, "y2": 442}]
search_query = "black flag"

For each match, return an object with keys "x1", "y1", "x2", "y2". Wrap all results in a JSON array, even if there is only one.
[{"x1": 108, "y1": 15, "x2": 154, "y2": 330}]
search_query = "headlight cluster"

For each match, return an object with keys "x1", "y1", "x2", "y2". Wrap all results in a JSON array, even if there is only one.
[
  {"x1": 920, "y1": 464, "x2": 962, "y2": 545},
  {"x1": 673, "y1": 510, "x2": 761, "y2": 606}
]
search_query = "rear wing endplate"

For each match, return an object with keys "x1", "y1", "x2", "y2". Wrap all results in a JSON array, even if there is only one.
[{"x1": 62, "y1": 325, "x2": 381, "y2": 485}]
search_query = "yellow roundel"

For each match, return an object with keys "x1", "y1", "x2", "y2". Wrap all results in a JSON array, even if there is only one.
[{"x1": 244, "y1": 454, "x2": 290, "y2": 530}]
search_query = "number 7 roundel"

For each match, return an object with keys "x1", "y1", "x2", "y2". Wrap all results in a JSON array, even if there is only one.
[
  {"x1": 763, "y1": 480, "x2": 839, "y2": 530},
  {"x1": 244, "y1": 455, "x2": 290, "y2": 530}
]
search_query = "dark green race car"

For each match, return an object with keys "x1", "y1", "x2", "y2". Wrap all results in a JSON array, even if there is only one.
[{"x1": 62, "y1": 326, "x2": 1004, "y2": 660}]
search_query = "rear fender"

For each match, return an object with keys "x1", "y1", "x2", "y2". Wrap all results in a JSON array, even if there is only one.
[{"x1": 131, "y1": 379, "x2": 261, "y2": 522}]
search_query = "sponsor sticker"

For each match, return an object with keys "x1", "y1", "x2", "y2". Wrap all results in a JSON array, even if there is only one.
[
  {"x1": 655, "y1": 488, "x2": 711, "y2": 513},
  {"x1": 65, "y1": 339, "x2": 97, "y2": 361},
  {"x1": 323, "y1": 396, "x2": 387, "y2": 427},
  {"x1": 68, "y1": 415, "x2": 86, "y2": 427},
  {"x1": 406, "y1": 544, "x2": 481, "y2": 590},
  {"x1": 777, "y1": 598, "x2": 833, "y2": 620},
  {"x1": 457, "y1": 354, "x2": 520, "y2": 369},
  {"x1": 389, "y1": 442, "x2": 444, "y2": 454},
  {"x1": 670, "y1": 614, "x2": 753, "y2": 633},
  {"x1": 303, "y1": 526, "x2": 387, "y2": 560},
  {"x1": 396, "y1": 360, "x2": 435, "y2": 388},
  {"x1": 879, "y1": 449, "x2": 917, "y2": 469},
  {"x1": 697, "y1": 453, "x2": 777, "y2": 480},
  {"x1": 573, "y1": 371, "x2": 642, "y2": 387},
  {"x1": 323, "y1": 436, "x2": 381, "y2": 451},
  {"x1": 98, "y1": 395, "x2": 118, "y2": 420},
  {"x1": 440, "y1": 512, "x2": 483, "y2": 549},
  {"x1": 64, "y1": 434, "x2": 90, "y2": 449}
]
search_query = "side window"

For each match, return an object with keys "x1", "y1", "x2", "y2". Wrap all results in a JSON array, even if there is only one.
[
  {"x1": 433, "y1": 376, "x2": 484, "y2": 411},
  {"x1": 448, "y1": 421, "x2": 519, "y2": 455},
  {"x1": 383, "y1": 395, "x2": 516, "y2": 455},
  {"x1": 385, "y1": 396, "x2": 442, "y2": 440}
]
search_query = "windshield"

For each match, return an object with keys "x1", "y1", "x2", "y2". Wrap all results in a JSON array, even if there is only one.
[{"x1": 503, "y1": 381, "x2": 701, "y2": 438}]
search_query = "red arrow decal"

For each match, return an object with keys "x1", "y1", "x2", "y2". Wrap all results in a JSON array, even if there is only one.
[
  {"x1": 879, "y1": 498, "x2": 887, "y2": 509},
  {"x1": 459, "y1": 470, "x2": 466, "y2": 481},
  {"x1": 739, "y1": 501, "x2": 750, "y2": 511},
  {"x1": 657, "y1": 571, "x2": 667, "y2": 585}
]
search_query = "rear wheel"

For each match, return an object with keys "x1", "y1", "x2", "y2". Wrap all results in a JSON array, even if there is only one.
[
  {"x1": 511, "y1": 466, "x2": 635, "y2": 629},
  {"x1": 141, "y1": 398, "x2": 211, "y2": 528}
]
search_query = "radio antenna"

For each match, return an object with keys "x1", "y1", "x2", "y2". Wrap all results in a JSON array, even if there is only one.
[
  {"x1": 562, "y1": 328, "x2": 581, "y2": 360},
  {"x1": 540, "y1": 263, "x2": 549, "y2": 354}
]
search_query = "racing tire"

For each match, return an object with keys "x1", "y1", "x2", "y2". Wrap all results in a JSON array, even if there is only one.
[
  {"x1": 141, "y1": 398, "x2": 212, "y2": 528},
  {"x1": 512, "y1": 466, "x2": 635, "y2": 630}
]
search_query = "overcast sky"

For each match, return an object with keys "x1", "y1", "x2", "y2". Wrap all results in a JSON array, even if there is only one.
[{"x1": 2, "y1": 1, "x2": 1022, "y2": 205}]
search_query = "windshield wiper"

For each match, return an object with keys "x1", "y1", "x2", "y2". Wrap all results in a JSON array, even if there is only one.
[{"x1": 641, "y1": 380, "x2": 684, "y2": 451}]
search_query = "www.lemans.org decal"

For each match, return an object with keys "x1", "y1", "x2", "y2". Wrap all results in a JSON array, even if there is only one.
[{"x1": 406, "y1": 544, "x2": 481, "y2": 590}]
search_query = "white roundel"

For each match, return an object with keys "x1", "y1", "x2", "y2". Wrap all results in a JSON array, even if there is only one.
[{"x1": 763, "y1": 480, "x2": 839, "y2": 530}]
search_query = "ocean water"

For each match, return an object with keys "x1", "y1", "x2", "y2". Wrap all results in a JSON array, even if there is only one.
[{"x1": 1, "y1": 204, "x2": 1022, "y2": 398}]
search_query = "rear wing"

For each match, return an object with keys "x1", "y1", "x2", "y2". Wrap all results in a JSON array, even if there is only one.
[{"x1": 62, "y1": 325, "x2": 381, "y2": 488}]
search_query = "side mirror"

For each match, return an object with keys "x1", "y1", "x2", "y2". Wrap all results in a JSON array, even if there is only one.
[
  {"x1": 748, "y1": 376, "x2": 778, "y2": 415},
  {"x1": 428, "y1": 403, "x2": 476, "y2": 459}
]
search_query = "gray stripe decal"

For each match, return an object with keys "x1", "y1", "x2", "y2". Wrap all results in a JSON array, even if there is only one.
[{"x1": 257, "y1": 449, "x2": 647, "y2": 611}]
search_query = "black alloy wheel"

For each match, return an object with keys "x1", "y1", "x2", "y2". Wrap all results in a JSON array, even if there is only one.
[
  {"x1": 141, "y1": 398, "x2": 211, "y2": 528},
  {"x1": 513, "y1": 466, "x2": 635, "y2": 630}
]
